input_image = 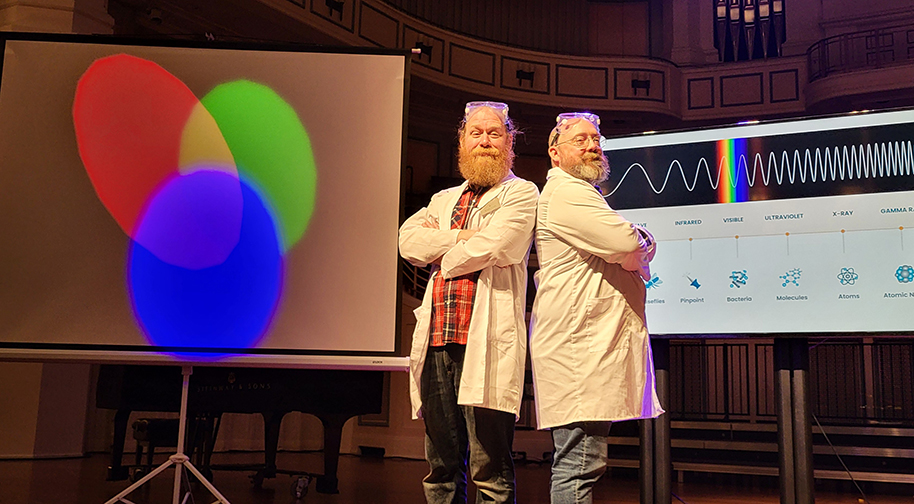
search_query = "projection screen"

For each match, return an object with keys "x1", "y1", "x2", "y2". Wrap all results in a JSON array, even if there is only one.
[
  {"x1": 601, "y1": 109, "x2": 914, "y2": 335},
  {"x1": 0, "y1": 33, "x2": 408, "y2": 368}
]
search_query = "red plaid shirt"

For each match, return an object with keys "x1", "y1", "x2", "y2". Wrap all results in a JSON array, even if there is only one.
[{"x1": 429, "y1": 185, "x2": 485, "y2": 346}]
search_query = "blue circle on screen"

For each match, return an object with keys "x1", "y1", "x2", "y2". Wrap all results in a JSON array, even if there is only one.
[
  {"x1": 128, "y1": 171, "x2": 283, "y2": 352},
  {"x1": 128, "y1": 169, "x2": 244, "y2": 270}
]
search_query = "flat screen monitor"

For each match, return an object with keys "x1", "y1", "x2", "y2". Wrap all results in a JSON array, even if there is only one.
[{"x1": 601, "y1": 109, "x2": 914, "y2": 335}]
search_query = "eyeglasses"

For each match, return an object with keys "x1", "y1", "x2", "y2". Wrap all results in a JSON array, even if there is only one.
[
  {"x1": 554, "y1": 134, "x2": 602, "y2": 149},
  {"x1": 465, "y1": 101, "x2": 509, "y2": 120}
]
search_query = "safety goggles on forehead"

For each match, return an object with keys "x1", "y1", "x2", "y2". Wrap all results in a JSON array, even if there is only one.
[
  {"x1": 465, "y1": 101, "x2": 509, "y2": 120},
  {"x1": 551, "y1": 111, "x2": 601, "y2": 146},
  {"x1": 555, "y1": 111, "x2": 600, "y2": 129}
]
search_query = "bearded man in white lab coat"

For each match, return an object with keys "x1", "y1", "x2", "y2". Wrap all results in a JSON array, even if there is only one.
[
  {"x1": 529, "y1": 112, "x2": 664, "y2": 504},
  {"x1": 399, "y1": 101, "x2": 538, "y2": 504}
]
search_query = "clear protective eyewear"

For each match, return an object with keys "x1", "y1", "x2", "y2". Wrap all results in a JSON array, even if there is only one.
[
  {"x1": 553, "y1": 134, "x2": 602, "y2": 149},
  {"x1": 550, "y1": 111, "x2": 602, "y2": 146},
  {"x1": 465, "y1": 101, "x2": 509, "y2": 120}
]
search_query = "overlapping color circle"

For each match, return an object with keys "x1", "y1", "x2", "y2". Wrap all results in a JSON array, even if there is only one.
[{"x1": 73, "y1": 54, "x2": 316, "y2": 351}]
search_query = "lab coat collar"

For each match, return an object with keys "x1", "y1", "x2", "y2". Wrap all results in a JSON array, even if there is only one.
[
  {"x1": 547, "y1": 167, "x2": 584, "y2": 183},
  {"x1": 547, "y1": 167, "x2": 602, "y2": 194},
  {"x1": 459, "y1": 171, "x2": 516, "y2": 209},
  {"x1": 546, "y1": 167, "x2": 568, "y2": 180}
]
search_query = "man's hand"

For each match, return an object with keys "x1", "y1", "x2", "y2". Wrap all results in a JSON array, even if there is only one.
[
  {"x1": 457, "y1": 230, "x2": 477, "y2": 242},
  {"x1": 633, "y1": 224, "x2": 653, "y2": 248},
  {"x1": 422, "y1": 216, "x2": 439, "y2": 229}
]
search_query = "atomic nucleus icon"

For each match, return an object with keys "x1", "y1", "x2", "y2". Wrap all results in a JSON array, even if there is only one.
[{"x1": 897, "y1": 265, "x2": 914, "y2": 284}]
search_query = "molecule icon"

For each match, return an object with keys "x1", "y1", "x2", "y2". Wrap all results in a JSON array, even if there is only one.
[
  {"x1": 780, "y1": 268, "x2": 802, "y2": 287},
  {"x1": 837, "y1": 267, "x2": 859, "y2": 286},
  {"x1": 730, "y1": 270, "x2": 748, "y2": 288},
  {"x1": 897, "y1": 265, "x2": 914, "y2": 284}
]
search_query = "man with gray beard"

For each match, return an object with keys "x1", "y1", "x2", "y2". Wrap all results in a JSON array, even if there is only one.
[
  {"x1": 529, "y1": 112, "x2": 664, "y2": 504},
  {"x1": 399, "y1": 101, "x2": 538, "y2": 504}
]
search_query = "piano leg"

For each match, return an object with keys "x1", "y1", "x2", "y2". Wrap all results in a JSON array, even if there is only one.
[
  {"x1": 191, "y1": 414, "x2": 216, "y2": 482},
  {"x1": 106, "y1": 409, "x2": 131, "y2": 481},
  {"x1": 262, "y1": 411, "x2": 286, "y2": 478},
  {"x1": 316, "y1": 413, "x2": 350, "y2": 494},
  {"x1": 201, "y1": 414, "x2": 220, "y2": 471}
]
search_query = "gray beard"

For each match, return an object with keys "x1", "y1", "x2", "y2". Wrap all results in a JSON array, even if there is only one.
[{"x1": 568, "y1": 153, "x2": 609, "y2": 184}]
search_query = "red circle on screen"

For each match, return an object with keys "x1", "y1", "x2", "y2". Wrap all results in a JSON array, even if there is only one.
[{"x1": 73, "y1": 54, "x2": 200, "y2": 237}]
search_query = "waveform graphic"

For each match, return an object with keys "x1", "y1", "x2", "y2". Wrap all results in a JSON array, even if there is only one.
[{"x1": 605, "y1": 140, "x2": 914, "y2": 198}]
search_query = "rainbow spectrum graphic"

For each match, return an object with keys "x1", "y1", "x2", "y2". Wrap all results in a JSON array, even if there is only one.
[
  {"x1": 72, "y1": 54, "x2": 316, "y2": 353},
  {"x1": 716, "y1": 138, "x2": 749, "y2": 203},
  {"x1": 601, "y1": 117, "x2": 914, "y2": 210}
]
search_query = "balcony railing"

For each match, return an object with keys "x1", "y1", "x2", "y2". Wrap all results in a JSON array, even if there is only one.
[
  {"x1": 807, "y1": 24, "x2": 914, "y2": 82},
  {"x1": 670, "y1": 339, "x2": 914, "y2": 425},
  {"x1": 401, "y1": 257, "x2": 431, "y2": 300}
]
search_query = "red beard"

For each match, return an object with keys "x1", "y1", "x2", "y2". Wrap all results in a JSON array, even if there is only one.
[{"x1": 458, "y1": 146, "x2": 512, "y2": 188}]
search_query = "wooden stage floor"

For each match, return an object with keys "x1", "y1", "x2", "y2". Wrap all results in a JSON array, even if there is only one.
[{"x1": 0, "y1": 451, "x2": 905, "y2": 504}]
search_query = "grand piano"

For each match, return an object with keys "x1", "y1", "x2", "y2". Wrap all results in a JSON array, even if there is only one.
[{"x1": 95, "y1": 365, "x2": 384, "y2": 493}]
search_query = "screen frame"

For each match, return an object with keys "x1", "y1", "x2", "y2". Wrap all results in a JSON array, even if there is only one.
[
  {"x1": 0, "y1": 31, "x2": 411, "y2": 369},
  {"x1": 599, "y1": 107, "x2": 914, "y2": 339}
]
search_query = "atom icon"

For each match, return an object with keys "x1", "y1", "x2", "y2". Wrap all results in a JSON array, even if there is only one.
[
  {"x1": 837, "y1": 267, "x2": 859, "y2": 286},
  {"x1": 897, "y1": 265, "x2": 914, "y2": 284},
  {"x1": 780, "y1": 268, "x2": 802, "y2": 287},
  {"x1": 730, "y1": 270, "x2": 748, "y2": 288}
]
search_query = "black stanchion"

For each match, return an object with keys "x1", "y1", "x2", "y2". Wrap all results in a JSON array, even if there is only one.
[
  {"x1": 640, "y1": 338, "x2": 671, "y2": 504},
  {"x1": 775, "y1": 338, "x2": 814, "y2": 504}
]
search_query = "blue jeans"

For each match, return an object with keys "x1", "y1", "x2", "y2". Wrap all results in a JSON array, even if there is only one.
[
  {"x1": 550, "y1": 422, "x2": 612, "y2": 504},
  {"x1": 420, "y1": 344, "x2": 516, "y2": 504}
]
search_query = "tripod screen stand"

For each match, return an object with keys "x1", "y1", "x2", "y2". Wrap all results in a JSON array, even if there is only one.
[{"x1": 106, "y1": 365, "x2": 231, "y2": 504}]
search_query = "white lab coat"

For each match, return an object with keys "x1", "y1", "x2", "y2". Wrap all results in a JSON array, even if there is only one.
[
  {"x1": 399, "y1": 173, "x2": 538, "y2": 419},
  {"x1": 529, "y1": 168, "x2": 664, "y2": 429}
]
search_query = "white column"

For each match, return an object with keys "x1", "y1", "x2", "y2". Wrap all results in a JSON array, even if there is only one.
[
  {"x1": 0, "y1": 0, "x2": 112, "y2": 460},
  {"x1": 781, "y1": 0, "x2": 823, "y2": 57},
  {"x1": 668, "y1": 0, "x2": 719, "y2": 65},
  {"x1": 0, "y1": 363, "x2": 92, "y2": 458}
]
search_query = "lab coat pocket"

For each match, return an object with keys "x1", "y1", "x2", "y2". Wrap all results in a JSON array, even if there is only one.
[
  {"x1": 478, "y1": 212, "x2": 495, "y2": 229},
  {"x1": 410, "y1": 306, "x2": 431, "y2": 359},
  {"x1": 491, "y1": 290, "x2": 519, "y2": 354},
  {"x1": 582, "y1": 294, "x2": 629, "y2": 355}
]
